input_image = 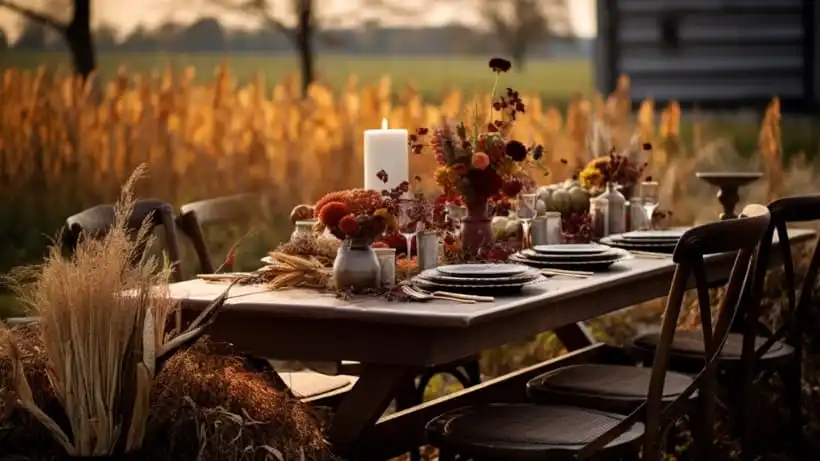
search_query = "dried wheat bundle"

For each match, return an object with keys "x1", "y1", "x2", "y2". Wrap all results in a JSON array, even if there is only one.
[
  {"x1": 0, "y1": 165, "x2": 234, "y2": 457},
  {"x1": 257, "y1": 252, "x2": 332, "y2": 290}
]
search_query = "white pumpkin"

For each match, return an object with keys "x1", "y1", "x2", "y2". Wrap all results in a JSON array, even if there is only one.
[
  {"x1": 491, "y1": 216, "x2": 509, "y2": 236},
  {"x1": 505, "y1": 218, "x2": 523, "y2": 238}
]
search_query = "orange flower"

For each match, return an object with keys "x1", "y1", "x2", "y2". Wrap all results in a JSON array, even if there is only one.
[
  {"x1": 374, "y1": 208, "x2": 398, "y2": 230},
  {"x1": 471, "y1": 152, "x2": 490, "y2": 170},
  {"x1": 317, "y1": 201, "x2": 349, "y2": 227},
  {"x1": 338, "y1": 214, "x2": 359, "y2": 235}
]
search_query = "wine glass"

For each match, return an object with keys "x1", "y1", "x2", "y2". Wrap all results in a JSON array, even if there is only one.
[
  {"x1": 516, "y1": 192, "x2": 538, "y2": 248},
  {"x1": 398, "y1": 198, "x2": 421, "y2": 262},
  {"x1": 641, "y1": 181, "x2": 660, "y2": 230}
]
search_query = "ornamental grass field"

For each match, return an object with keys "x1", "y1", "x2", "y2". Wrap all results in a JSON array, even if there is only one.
[
  {"x1": 0, "y1": 52, "x2": 593, "y2": 102},
  {"x1": 0, "y1": 60, "x2": 816, "y2": 275},
  {"x1": 1, "y1": 57, "x2": 820, "y2": 459}
]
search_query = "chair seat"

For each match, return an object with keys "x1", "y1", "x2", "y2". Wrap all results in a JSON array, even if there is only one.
[
  {"x1": 632, "y1": 331, "x2": 793, "y2": 363},
  {"x1": 527, "y1": 364, "x2": 694, "y2": 413},
  {"x1": 426, "y1": 403, "x2": 644, "y2": 460},
  {"x1": 278, "y1": 371, "x2": 356, "y2": 400}
]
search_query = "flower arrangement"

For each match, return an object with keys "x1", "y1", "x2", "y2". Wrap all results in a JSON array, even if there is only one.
[
  {"x1": 442, "y1": 239, "x2": 515, "y2": 263},
  {"x1": 579, "y1": 146, "x2": 650, "y2": 191},
  {"x1": 411, "y1": 58, "x2": 547, "y2": 206},
  {"x1": 313, "y1": 188, "x2": 398, "y2": 241}
]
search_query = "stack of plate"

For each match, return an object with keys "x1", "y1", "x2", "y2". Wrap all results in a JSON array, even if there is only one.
[
  {"x1": 509, "y1": 244, "x2": 628, "y2": 271},
  {"x1": 600, "y1": 229, "x2": 687, "y2": 254},
  {"x1": 412, "y1": 263, "x2": 544, "y2": 295}
]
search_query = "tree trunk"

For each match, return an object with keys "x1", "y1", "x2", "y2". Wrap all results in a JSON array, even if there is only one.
[
  {"x1": 295, "y1": 0, "x2": 314, "y2": 97},
  {"x1": 512, "y1": 51, "x2": 526, "y2": 72},
  {"x1": 64, "y1": 0, "x2": 96, "y2": 79}
]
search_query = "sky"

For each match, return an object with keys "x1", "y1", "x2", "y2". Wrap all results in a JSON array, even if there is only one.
[{"x1": 0, "y1": 0, "x2": 597, "y2": 42}]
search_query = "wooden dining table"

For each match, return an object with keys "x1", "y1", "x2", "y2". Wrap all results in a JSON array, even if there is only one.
[{"x1": 168, "y1": 228, "x2": 816, "y2": 460}]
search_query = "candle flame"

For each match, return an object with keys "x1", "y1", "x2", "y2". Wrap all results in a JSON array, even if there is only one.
[{"x1": 381, "y1": 118, "x2": 388, "y2": 130}]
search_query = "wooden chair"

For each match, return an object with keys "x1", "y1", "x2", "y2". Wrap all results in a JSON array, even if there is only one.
[
  {"x1": 65, "y1": 199, "x2": 183, "y2": 283},
  {"x1": 64, "y1": 199, "x2": 185, "y2": 331},
  {"x1": 632, "y1": 195, "x2": 820, "y2": 458},
  {"x1": 738, "y1": 195, "x2": 820, "y2": 458},
  {"x1": 176, "y1": 193, "x2": 263, "y2": 273},
  {"x1": 425, "y1": 204, "x2": 771, "y2": 461}
]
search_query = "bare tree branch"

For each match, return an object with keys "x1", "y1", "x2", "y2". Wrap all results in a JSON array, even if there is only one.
[
  {"x1": 0, "y1": 0, "x2": 66, "y2": 32},
  {"x1": 479, "y1": 3, "x2": 514, "y2": 46},
  {"x1": 206, "y1": 0, "x2": 296, "y2": 40},
  {"x1": 472, "y1": 0, "x2": 573, "y2": 70}
]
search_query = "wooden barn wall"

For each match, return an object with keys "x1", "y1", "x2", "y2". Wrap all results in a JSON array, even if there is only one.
[{"x1": 595, "y1": 0, "x2": 818, "y2": 112}]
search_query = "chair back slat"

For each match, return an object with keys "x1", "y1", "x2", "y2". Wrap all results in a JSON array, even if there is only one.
[
  {"x1": 642, "y1": 204, "x2": 770, "y2": 460},
  {"x1": 742, "y1": 195, "x2": 820, "y2": 359},
  {"x1": 692, "y1": 260, "x2": 714, "y2": 351},
  {"x1": 178, "y1": 193, "x2": 260, "y2": 226},
  {"x1": 64, "y1": 199, "x2": 183, "y2": 283},
  {"x1": 671, "y1": 204, "x2": 771, "y2": 262},
  {"x1": 176, "y1": 193, "x2": 263, "y2": 273}
]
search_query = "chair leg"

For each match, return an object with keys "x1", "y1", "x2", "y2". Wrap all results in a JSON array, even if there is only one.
[
  {"x1": 690, "y1": 395, "x2": 715, "y2": 461},
  {"x1": 416, "y1": 372, "x2": 435, "y2": 401},
  {"x1": 739, "y1": 377, "x2": 759, "y2": 461},
  {"x1": 407, "y1": 362, "x2": 479, "y2": 461},
  {"x1": 461, "y1": 359, "x2": 482, "y2": 386},
  {"x1": 393, "y1": 378, "x2": 424, "y2": 461},
  {"x1": 781, "y1": 360, "x2": 806, "y2": 453},
  {"x1": 437, "y1": 447, "x2": 457, "y2": 461}
]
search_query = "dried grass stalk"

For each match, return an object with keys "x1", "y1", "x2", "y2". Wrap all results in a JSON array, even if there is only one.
[{"x1": 0, "y1": 164, "x2": 233, "y2": 456}]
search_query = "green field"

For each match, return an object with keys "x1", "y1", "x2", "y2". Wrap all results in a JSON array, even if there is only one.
[{"x1": 0, "y1": 52, "x2": 593, "y2": 101}]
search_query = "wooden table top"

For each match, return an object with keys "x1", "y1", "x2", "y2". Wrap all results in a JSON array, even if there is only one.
[{"x1": 168, "y1": 228, "x2": 816, "y2": 366}]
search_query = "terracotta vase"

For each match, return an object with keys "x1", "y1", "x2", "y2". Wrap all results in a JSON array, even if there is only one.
[
  {"x1": 333, "y1": 237, "x2": 381, "y2": 292},
  {"x1": 461, "y1": 199, "x2": 493, "y2": 256}
]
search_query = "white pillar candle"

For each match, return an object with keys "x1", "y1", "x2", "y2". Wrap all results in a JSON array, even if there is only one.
[{"x1": 363, "y1": 118, "x2": 409, "y2": 192}]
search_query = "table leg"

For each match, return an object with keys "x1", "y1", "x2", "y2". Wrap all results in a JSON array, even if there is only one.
[
  {"x1": 554, "y1": 322, "x2": 597, "y2": 351},
  {"x1": 327, "y1": 364, "x2": 416, "y2": 455}
]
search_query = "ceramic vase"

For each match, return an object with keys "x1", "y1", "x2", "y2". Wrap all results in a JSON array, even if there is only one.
[{"x1": 332, "y1": 237, "x2": 380, "y2": 292}]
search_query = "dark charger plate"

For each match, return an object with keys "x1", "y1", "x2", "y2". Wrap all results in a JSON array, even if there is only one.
[
  {"x1": 519, "y1": 248, "x2": 623, "y2": 263},
  {"x1": 411, "y1": 273, "x2": 546, "y2": 296},
  {"x1": 435, "y1": 263, "x2": 531, "y2": 278},
  {"x1": 418, "y1": 268, "x2": 542, "y2": 286},
  {"x1": 509, "y1": 250, "x2": 628, "y2": 272},
  {"x1": 600, "y1": 235, "x2": 678, "y2": 254}
]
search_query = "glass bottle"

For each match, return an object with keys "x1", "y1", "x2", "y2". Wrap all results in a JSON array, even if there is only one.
[
  {"x1": 602, "y1": 183, "x2": 627, "y2": 235},
  {"x1": 290, "y1": 220, "x2": 317, "y2": 243},
  {"x1": 589, "y1": 193, "x2": 609, "y2": 239}
]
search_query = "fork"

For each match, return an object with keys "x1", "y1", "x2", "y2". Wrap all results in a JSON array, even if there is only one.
[
  {"x1": 413, "y1": 286, "x2": 495, "y2": 303},
  {"x1": 628, "y1": 250, "x2": 670, "y2": 259},
  {"x1": 402, "y1": 286, "x2": 477, "y2": 304},
  {"x1": 540, "y1": 268, "x2": 594, "y2": 278}
]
